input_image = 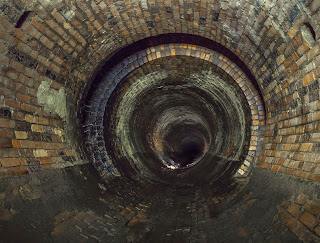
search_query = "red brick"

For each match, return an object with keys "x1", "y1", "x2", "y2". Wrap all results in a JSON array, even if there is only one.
[
  {"x1": 20, "y1": 74, "x2": 34, "y2": 87},
  {"x1": 0, "y1": 129, "x2": 14, "y2": 138},
  {"x1": 10, "y1": 60, "x2": 26, "y2": 73},
  {"x1": 13, "y1": 28, "x2": 29, "y2": 42},
  {"x1": 42, "y1": 142, "x2": 66, "y2": 150},
  {"x1": 0, "y1": 15, "x2": 14, "y2": 31},
  {"x1": 308, "y1": 45, "x2": 320, "y2": 60},
  {"x1": 34, "y1": 141, "x2": 43, "y2": 149},
  {"x1": 12, "y1": 111, "x2": 25, "y2": 121},
  {"x1": 307, "y1": 174, "x2": 320, "y2": 181},
  {"x1": 303, "y1": 72, "x2": 315, "y2": 86},
  {"x1": 19, "y1": 140, "x2": 37, "y2": 149},
  {"x1": 0, "y1": 158, "x2": 21, "y2": 167},
  {"x1": 40, "y1": 35, "x2": 55, "y2": 49},
  {"x1": 51, "y1": 10, "x2": 65, "y2": 23},
  {"x1": 12, "y1": 139, "x2": 21, "y2": 148},
  {"x1": 0, "y1": 138, "x2": 13, "y2": 148},
  {"x1": 2, "y1": 67, "x2": 19, "y2": 80},
  {"x1": 47, "y1": 150, "x2": 58, "y2": 156},
  {"x1": 287, "y1": 203, "x2": 302, "y2": 218},
  {"x1": 304, "y1": 201, "x2": 320, "y2": 216},
  {"x1": 296, "y1": 171, "x2": 309, "y2": 179},
  {"x1": 297, "y1": 44, "x2": 309, "y2": 56},
  {"x1": 286, "y1": 169, "x2": 295, "y2": 175},
  {"x1": 14, "y1": 131, "x2": 28, "y2": 140},
  {"x1": 284, "y1": 57, "x2": 293, "y2": 68},
  {"x1": 31, "y1": 124, "x2": 44, "y2": 133},
  {"x1": 39, "y1": 157, "x2": 53, "y2": 164},
  {"x1": 6, "y1": 166, "x2": 28, "y2": 175},
  {"x1": 19, "y1": 159, "x2": 28, "y2": 166},
  {"x1": 20, "y1": 103, "x2": 36, "y2": 113},
  {"x1": 0, "y1": 118, "x2": 10, "y2": 128},
  {"x1": 30, "y1": 17, "x2": 46, "y2": 32},
  {"x1": 271, "y1": 165, "x2": 280, "y2": 172},
  {"x1": 38, "y1": 117, "x2": 49, "y2": 125},
  {"x1": 278, "y1": 210, "x2": 291, "y2": 223},
  {"x1": 30, "y1": 97, "x2": 39, "y2": 106},
  {"x1": 300, "y1": 143, "x2": 313, "y2": 152},
  {"x1": 13, "y1": 82, "x2": 28, "y2": 94},
  {"x1": 298, "y1": 211, "x2": 318, "y2": 229},
  {"x1": 0, "y1": 86, "x2": 14, "y2": 97},
  {"x1": 0, "y1": 29, "x2": 15, "y2": 43},
  {"x1": 16, "y1": 93, "x2": 31, "y2": 103},
  {"x1": 41, "y1": 164, "x2": 53, "y2": 170},
  {"x1": 4, "y1": 99, "x2": 20, "y2": 109},
  {"x1": 286, "y1": 217, "x2": 307, "y2": 237},
  {"x1": 0, "y1": 53, "x2": 9, "y2": 65}
]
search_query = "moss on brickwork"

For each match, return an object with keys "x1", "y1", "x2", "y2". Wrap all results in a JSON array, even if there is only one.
[{"x1": 37, "y1": 81, "x2": 67, "y2": 121}]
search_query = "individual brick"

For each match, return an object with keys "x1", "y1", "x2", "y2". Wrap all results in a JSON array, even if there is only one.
[
  {"x1": 4, "y1": 99, "x2": 20, "y2": 109},
  {"x1": 25, "y1": 114, "x2": 35, "y2": 123},
  {"x1": 286, "y1": 218, "x2": 307, "y2": 237},
  {"x1": 303, "y1": 72, "x2": 315, "y2": 86},
  {"x1": 31, "y1": 124, "x2": 45, "y2": 133},
  {"x1": 39, "y1": 157, "x2": 53, "y2": 164},
  {"x1": 298, "y1": 211, "x2": 318, "y2": 230},
  {"x1": 33, "y1": 149, "x2": 48, "y2": 157},
  {"x1": 11, "y1": 139, "x2": 21, "y2": 148},
  {"x1": 16, "y1": 93, "x2": 31, "y2": 103},
  {"x1": 287, "y1": 203, "x2": 302, "y2": 218},
  {"x1": 303, "y1": 201, "x2": 320, "y2": 216},
  {"x1": 0, "y1": 138, "x2": 13, "y2": 148},
  {"x1": 7, "y1": 166, "x2": 28, "y2": 175},
  {"x1": 0, "y1": 158, "x2": 22, "y2": 167},
  {"x1": 0, "y1": 118, "x2": 10, "y2": 128},
  {"x1": 14, "y1": 131, "x2": 28, "y2": 139},
  {"x1": 0, "y1": 129, "x2": 14, "y2": 138},
  {"x1": 19, "y1": 140, "x2": 36, "y2": 149}
]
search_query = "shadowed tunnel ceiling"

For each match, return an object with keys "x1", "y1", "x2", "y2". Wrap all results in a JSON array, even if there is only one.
[{"x1": 0, "y1": 0, "x2": 319, "y2": 242}]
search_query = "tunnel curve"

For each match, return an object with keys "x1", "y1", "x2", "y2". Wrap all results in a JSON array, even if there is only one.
[{"x1": 79, "y1": 35, "x2": 265, "y2": 186}]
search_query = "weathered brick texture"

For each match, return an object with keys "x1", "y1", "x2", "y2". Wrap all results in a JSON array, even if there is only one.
[{"x1": 0, "y1": 0, "x2": 318, "y2": 180}]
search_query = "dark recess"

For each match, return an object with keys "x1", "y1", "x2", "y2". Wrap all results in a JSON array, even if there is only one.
[
  {"x1": 15, "y1": 11, "x2": 31, "y2": 28},
  {"x1": 304, "y1": 22, "x2": 316, "y2": 41}
]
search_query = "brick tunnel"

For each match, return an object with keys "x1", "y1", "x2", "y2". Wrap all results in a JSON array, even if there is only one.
[{"x1": 0, "y1": 0, "x2": 320, "y2": 242}]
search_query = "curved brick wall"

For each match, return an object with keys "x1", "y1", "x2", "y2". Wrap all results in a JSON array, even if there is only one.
[
  {"x1": 81, "y1": 42, "x2": 265, "y2": 183},
  {"x1": 0, "y1": 0, "x2": 318, "y2": 180},
  {"x1": 0, "y1": 0, "x2": 319, "y2": 241}
]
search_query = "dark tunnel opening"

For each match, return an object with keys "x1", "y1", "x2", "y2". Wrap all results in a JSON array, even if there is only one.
[
  {"x1": 79, "y1": 37, "x2": 264, "y2": 187},
  {"x1": 168, "y1": 133, "x2": 206, "y2": 168}
]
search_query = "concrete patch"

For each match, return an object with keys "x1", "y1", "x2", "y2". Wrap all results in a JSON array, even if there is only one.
[{"x1": 37, "y1": 81, "x2": 67, "y2": 121}]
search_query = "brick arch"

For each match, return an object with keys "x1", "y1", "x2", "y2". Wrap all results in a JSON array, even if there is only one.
[
  {"x1": 81, "y1": 42, "x2": 265, "y2": 179},
  {"x1": 78, "y1": 33, "x2": 265, "y2": 119},
  {"x1": 65, "y1": 1, "x2": 287, "y2": 95}
]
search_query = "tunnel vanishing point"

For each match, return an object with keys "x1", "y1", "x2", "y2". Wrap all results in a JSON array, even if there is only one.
[{"x1": 0, "y1": 0, "x2": 320, "y2": 242}]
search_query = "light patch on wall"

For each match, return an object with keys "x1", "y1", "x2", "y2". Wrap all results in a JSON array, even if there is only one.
[
  {"x1": 301, "y1": 22, "x2": 316, "y2": 47},
  {"x1": 37, "y1": 81, "x2": 67, "y2": 121}
]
